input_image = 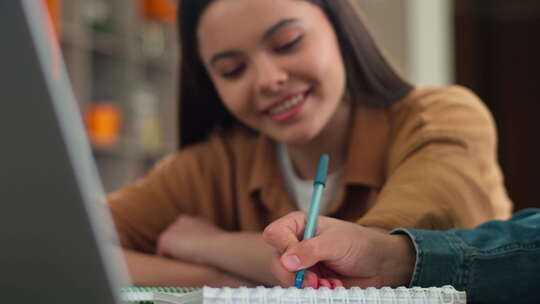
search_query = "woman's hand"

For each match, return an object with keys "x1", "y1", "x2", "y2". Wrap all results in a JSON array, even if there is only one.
[
  {"x1": 156, "y1": 215, "x2": 224, "y2": 265},
  {"x1": 262, "y1": 212, "x2": 415, "y2": 288},
  {"x1": 156, "y1": 215, "x2": 279, "y2": 285}
]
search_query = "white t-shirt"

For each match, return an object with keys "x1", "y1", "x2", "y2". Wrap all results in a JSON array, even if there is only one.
[{"x1": 277, "y1": 144, "x2": 342, "y2": 214}]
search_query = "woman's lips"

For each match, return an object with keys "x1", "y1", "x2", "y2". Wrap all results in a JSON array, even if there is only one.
[{"x1": 266, "y1": 90, "x2": 310, "y2": 123}]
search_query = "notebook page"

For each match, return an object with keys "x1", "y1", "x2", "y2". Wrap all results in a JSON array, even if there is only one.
[
  {"x1": 154, "y1": 290, "x2": 203, "y2": 304},
  {"x1": 121, "y1": 286, "x2": 195, "y2": 303},
  {"x1": 148, "y1": 286, "x2": 466, "y2": 304}
]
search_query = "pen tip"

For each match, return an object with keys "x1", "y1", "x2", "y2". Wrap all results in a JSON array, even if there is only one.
[{"x1": 295, "y1": 271, "x2": 305, "y2": 289}]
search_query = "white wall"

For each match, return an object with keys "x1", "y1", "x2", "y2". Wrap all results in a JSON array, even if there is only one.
[{"x1": 356, "y1": 0, "x2": 454, "y2": 86}]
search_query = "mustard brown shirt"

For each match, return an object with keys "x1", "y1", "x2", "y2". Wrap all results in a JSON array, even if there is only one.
[{"x1": 109, "y1": 86, "x2": 513, "y2": 253}]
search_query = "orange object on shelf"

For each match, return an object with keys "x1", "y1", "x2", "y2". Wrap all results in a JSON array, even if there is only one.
[
  {"x1": 43, "y1": 0, "x2": 61, "y2": 37},
  {"x1": 140, "y1": 0, "x2": 177, "y2": 24},
  {"x1": 85, "y1": 103, "x2": 122, "y2": 149}
]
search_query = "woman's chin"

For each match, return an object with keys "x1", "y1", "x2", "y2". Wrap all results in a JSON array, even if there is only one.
[{"x1": 273, "y1": 129, "x2": 320, "y2": 146}]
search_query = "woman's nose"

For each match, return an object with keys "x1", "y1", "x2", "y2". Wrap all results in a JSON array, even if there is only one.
[{"x1": 254, "y1": 56, "x2": 288, "y2": 96}]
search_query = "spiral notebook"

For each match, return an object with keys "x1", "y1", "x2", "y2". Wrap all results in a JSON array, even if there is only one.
[{"x1": 121, "y1": 286, "x2": 466, "y2": 304}]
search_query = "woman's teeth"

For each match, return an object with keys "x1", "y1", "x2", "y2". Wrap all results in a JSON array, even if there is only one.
[{"x1": 269, "y1": 94, "x2": 304, "y2": 115}]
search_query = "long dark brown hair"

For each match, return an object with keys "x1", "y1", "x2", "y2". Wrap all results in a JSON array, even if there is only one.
[{"x1": 178, "y1": 0, "x2": 413, "y2": 147}]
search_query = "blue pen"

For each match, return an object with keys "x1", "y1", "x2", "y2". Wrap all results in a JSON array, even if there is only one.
[{"x1": 294, "y1": 154, "x2": 329, "y2": 288}]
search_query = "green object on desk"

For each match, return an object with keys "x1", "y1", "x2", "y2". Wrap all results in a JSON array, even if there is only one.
[{"x1": 121, "y1": 286, "x2": 197, "y2": 303}]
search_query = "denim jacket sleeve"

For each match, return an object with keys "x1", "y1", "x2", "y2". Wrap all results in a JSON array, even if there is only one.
[{"x1": 391, "y1": 209, "x2": 540, "y2": 304}]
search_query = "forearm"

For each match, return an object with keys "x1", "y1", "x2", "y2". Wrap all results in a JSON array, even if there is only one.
[
  {"x1": 197, "y1": 232, "x2": 280, "y2": 286},
  {"x1": 392, "y1": 209, "x2": 540, "y2": 303},
  {"x1": 122, "y1": 249, "x2": 255, "y2": 287}
]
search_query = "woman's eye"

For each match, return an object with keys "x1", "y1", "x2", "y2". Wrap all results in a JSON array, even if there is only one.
[
  {"x1": 275, "y1": 35, "x2": 303, "y2": 53},
  {"x1": 221, "y1": 65, "x2": 246, "y2": 78}
]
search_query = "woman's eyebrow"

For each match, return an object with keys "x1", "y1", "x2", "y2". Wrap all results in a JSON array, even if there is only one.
[
  {"x1": 209, "y1": 18, "x2": 299, "y2": 66},
  {"x1": 261, "y1": 18, "x2": 299, "y2": 42},
  {"x1": 210, "y1": 50, "x2": 243, "y2": 66}
]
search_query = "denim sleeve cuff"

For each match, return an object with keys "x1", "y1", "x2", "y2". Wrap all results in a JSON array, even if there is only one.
[{"x1": 390, "y1": 228, "x2": 466, "y2": 290}]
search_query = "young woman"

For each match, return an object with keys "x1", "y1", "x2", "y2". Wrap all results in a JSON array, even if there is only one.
[{"x1": 108, "y1": 0, "x2": 512, "y2": 287}]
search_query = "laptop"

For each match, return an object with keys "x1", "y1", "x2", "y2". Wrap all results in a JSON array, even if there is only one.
[{"x1": 0, "y1": 1, "x2": 130, "y2": 302}]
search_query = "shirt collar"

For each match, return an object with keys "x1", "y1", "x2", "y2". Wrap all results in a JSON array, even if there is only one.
[
  {"x1": 248, "y1": 134, "x2": 294, "y2": 213},
  {"x1": 248, "y1": 134, "x2": 277, "y2": 195},
  {"x1": 341, "y1": 104, "x2": 390, "y2": 188},
  {"x1": 248, "y1": 104, "x2": 391, "y2": 199}
]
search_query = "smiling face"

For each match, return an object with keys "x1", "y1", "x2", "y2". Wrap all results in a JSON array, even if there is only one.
[{"x1": 197, "y1": 0, "x2": 349, "y2": 145}]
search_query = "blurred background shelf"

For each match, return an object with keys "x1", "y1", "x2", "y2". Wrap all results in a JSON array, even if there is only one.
[{"x1": 49, "y1": 0, "x2": 178, "y2": 192}]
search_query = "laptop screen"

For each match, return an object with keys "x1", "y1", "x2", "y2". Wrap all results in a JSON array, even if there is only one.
[{"x1": 0, "y1": 1, "x2": 129, "y2": 302}]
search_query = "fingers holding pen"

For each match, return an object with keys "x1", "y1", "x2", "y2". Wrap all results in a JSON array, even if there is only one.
[
  {"x1": 280, "y1": 237, "x2": 331, "y2": 272},
  {"x1": 263, "y1": 212, "x2": 341, "y2": 254},
  {"x1": 263, "y1": 211, "x2": 309, "y2": 253},
  {"x1": 302, "y1": 272, "x2": 344, "y2": 289},
  {"x1": 279, "y1": 221, "x2": 354, "y2": 273}
]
